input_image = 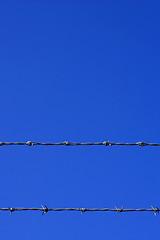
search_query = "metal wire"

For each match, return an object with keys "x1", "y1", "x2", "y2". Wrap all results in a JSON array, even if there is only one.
[
  {"x1": 0, "y1": 141, "x2": 160, "y2": 147},
  {"x1": 0, "y1": 206, "x2": 159, "y2": 215},
  {"x1": 1, "y1": 142, "x2": 159, "y2": 217}
]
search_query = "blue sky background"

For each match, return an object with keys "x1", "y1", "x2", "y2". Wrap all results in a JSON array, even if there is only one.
[{"x1": 0, "y1": 0, "x2": 159, "y2": 239}]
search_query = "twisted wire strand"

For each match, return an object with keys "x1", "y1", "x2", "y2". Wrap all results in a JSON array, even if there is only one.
[
  {"x1": 0, "y1": 206, "x2": 159, "y2": 215},
  {"x1": 0, "y1": 141, "x2": 160, "y2": 147}
]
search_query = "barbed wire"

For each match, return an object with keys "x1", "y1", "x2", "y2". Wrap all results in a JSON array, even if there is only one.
[
  {"x1": 0, "y1": 141, "x2": 160, "y2": 147},
  {"x1": 0, "y1": 206, "x2": 159, "y2": 216}
]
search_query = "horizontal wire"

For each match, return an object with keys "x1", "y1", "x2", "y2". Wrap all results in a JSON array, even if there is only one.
[
  {"x1": 0, "y1": 141, "x2": 160, "y2": 147},
  {"x1": 0, "y1": 206, "x2": 159, "y2": 215}
]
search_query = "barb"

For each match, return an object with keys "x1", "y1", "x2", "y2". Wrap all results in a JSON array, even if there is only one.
[
  {"x1": 0, "y1": 206, "x2": 159, "y2": 215},
  {"x1": 151, "y1": 206, "x2": 160, "y2": 216},
  {"x1": 114, "y1": 205, "x2": 124, "y2": 213},
  {"x1": 41, "y1": 205, "x2": 49, "y2": 215},
  {"x1": 0, "y1": 141, "x2": 159, "y2": 147}
]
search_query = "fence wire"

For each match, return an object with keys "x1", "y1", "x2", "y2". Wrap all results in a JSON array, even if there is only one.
[
  {"x1": 0, "y1": 141, "x2": 160, "y2": 147},
  {"x1": 1, "y1": 141, "x2": 159, "y2": 218},
  {"x1": 0, "y1": 206, "x2": 159, "y2": 216}
]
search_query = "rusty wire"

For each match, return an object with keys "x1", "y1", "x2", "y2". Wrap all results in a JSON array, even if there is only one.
[
  {"x1": 0, "y1": 205, "x2": 159, "y2": 216},
  {"x1": 0, "y1": 141, "x2": 160, "y2": 147}
]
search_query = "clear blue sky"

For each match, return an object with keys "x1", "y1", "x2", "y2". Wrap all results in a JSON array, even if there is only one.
[{"x1": 0, "y1": 1, "x2": 159, "y2": 239}]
